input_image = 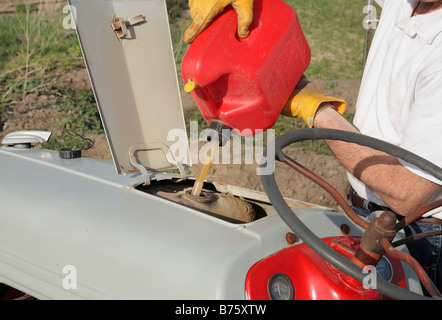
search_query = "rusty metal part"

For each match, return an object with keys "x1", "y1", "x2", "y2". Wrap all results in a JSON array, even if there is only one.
[
  {"x1": 286, "y1": 232, "x2": 297, "y2": 245},
  {"x1": 330, "y1": 240, "x2": 356, "y2": 256},
  {"x1": 392, "y1": 230, "x2": 442, "y2": 248},
  {"x1": 395, "y1": 199, "x2": 442, "y2": 231},
  {"x1": 283, "y1": 156, "x2": 369, "y2": 229},
  {"x1": 351, "y1": 211, "x2": 397, "y2": 268},
  {"x1": 381, "y1": 238, "x2": 442, "y2": 298},
  {"x1": 110, "y1": 16, "x2": 127, "y2": 38},
  {"x1": 110, "y1": 14, "x2": 145, "y2": 39},
  {"x1": 340, "y1": 223, "x2": 351, "y2": 236}
]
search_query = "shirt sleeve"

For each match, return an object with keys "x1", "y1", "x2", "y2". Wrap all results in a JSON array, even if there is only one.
[
  {"x1": 375, "y1": 0, "x2": 384, "y2": 8},
  {"x1": 400, "y1": 68, "x2": 442, "y2": 185}
]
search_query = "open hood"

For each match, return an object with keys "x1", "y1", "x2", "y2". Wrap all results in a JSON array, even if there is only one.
[{"x1": 69, "y1": 0, "x2": 190, "y2": 182}]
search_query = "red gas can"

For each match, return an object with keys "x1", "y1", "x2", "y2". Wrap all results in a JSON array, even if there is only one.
[{"x1": 181, "y1": 0, "x2": 310, "y2": 138}]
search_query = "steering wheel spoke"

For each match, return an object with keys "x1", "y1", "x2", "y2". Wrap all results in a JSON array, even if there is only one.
[{"x1": 282, "y1": 154, "x2": 369, "y2": 229}]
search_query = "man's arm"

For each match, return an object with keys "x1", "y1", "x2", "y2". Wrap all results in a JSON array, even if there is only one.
[{"x1": 313, "y1": 107, "x2": 440, "y2": 217}]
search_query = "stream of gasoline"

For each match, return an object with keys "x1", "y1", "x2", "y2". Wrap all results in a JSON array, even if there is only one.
[{"x1": 191, "y1": 140, "x2": 220, "y2": 196}]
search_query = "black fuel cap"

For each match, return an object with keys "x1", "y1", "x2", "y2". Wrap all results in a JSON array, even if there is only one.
[{"x1": 58, "y1": 129, "x2": 94, "y2": 159}]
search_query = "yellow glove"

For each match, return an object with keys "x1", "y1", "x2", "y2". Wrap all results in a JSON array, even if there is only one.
[
  {"x1": 282, "y1": 76, "x2": 347, "y2": 127},
  {"x1": 183, "y1": 0, "x2": 254, "y2": 44}
]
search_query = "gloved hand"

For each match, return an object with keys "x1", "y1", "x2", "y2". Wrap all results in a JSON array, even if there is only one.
[
  {"x1": 183, "y1": 0, "x2": 254, "y2": 44},
  {"x1": 282, "y1": 75, "x2": 347, "y2": 127}
]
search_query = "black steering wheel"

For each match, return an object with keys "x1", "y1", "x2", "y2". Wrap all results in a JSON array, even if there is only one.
[{"x1": 261, "y1": 128, "x2": 442, "y2": 300}]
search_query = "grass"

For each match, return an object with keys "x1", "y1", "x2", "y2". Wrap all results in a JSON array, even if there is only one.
[
  {"x1": 44, "y1": 87, "x2": 104, "y2": 135},
  {"x1": 0, "y1": 4, "x2": 81, "y2": 102},
  {"x1": 0, "y1": 0, "x2": 369, "y2": 154},
  {"x1": 167, "y1": 0, "x2": 191, "y2": 64},
  {"x1": 42, "y1": 130, "x2": 94, "y2": 152},
  {"x1": 285, "y1": 0, "x2": 373, "y2": 79}
]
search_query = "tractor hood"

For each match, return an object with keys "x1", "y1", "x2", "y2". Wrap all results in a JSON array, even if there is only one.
[{"x1": 69, "y1": 0, "x2": 190, "y2": 180}]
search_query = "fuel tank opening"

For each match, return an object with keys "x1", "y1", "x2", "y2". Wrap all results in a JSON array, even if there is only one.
[{"x1": 137, "y1": 179, "x2": 266, "y2": 223}]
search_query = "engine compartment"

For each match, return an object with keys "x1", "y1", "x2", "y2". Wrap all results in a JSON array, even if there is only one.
[
  {"x1": 136, "y1": 177, "x2": 323, "y2": 224},
  {"x1": 138, "y1": 179, "x2": 264, "y2": 223}
]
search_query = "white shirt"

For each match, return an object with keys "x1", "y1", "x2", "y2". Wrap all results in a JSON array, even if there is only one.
[{"x1": 348, "y1": 0, "x2": 442, "y2": 218}]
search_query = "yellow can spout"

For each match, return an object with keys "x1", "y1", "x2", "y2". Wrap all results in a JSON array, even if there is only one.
[{"x1": 184, "y1": 79, "x2": 198, "y2": 93}]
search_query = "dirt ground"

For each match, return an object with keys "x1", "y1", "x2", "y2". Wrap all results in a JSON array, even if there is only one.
[{"x1": 0, "y1": 0, "x2": 362, "y2": 210}]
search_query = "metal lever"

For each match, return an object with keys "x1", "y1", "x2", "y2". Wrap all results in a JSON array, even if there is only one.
[{"x1": 110, "y1": 14, "x2": 145, "y2": 39}]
